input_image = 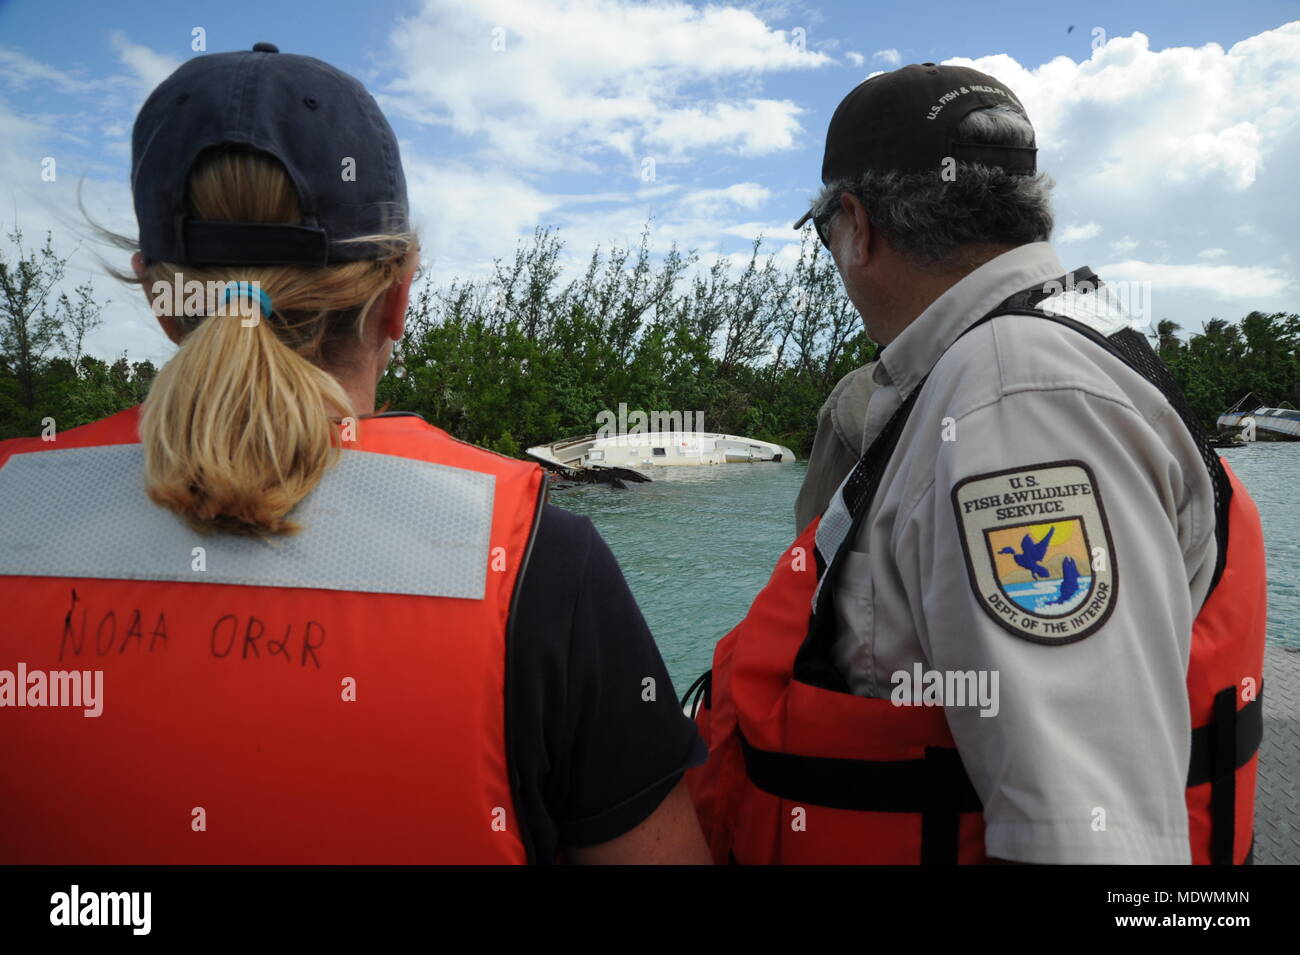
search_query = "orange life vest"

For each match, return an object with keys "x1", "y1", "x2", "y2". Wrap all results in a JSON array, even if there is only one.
[
  {"x1": 684, "y1": 280, "x2": 1267, "y2": 866},
  {"x1": 0, "y1": 406, "x2": 545, "y2": 864}
]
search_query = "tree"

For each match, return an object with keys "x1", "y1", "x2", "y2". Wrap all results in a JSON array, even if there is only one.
[
  {"x1": 57, "y1": 278, "x2": 105, "y2": 370},
  {"x1": 0, "y1": 225, "x2": 109, "y2": 439},
  {"x1": 5, "y1": 220, "x2": 1295, "y2": 455},
  {"x1": 1156, "y1": 319, "x2": 1181, "y2": 356},
  {"x1": 0, "y1": 228, "x2": 68, "y2": 417},
  {"x1": 378, "y1": 223, "x2": 871, "y2": 456}
]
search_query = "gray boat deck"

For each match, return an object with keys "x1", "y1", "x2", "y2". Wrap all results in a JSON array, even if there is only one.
[{"x1": 1258, "y1": 642, "x2": 1300, "y2": 864}]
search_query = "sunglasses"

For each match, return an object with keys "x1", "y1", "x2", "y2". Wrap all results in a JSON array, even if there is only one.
[{"x1": 811, "y1": 207, "x2": 837, "y2": 250}]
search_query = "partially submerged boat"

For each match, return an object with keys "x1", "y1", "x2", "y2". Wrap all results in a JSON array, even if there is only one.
[
  {"x1": 527, "y1": 431, "x2": 797, "y2": 473},
  {"x1": 1216, "y1": 394, "x2": 1300, "y2": 441}
]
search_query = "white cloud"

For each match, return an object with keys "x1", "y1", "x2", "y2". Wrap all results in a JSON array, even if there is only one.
[
  {"x1": 0, "y1": 48, "x2": 106, "y2": 94},
  {"x1": 1059, "y1": 221, "x2": 1102, "y2": 242},
  {"x1": 0, "y1": 40, "x2": 184, "y2": 366},
  {"x1": 873, "y1": 48, "x2": 901, "y2": 66},
  {"x1": 108, "y1": 31, "x2": 180, "y2": 91},
  {"x1": 402, "y1": 160, "x2": 774, "y2": 285},
  {"x1": 708, "y1": 240, "x2": 803, "y2": 273},
  {"x1": 949, "y1": 26, "x2": 1300, "y2": 195},
  {"x1": 1199, "y1": 247, "x2": 1229, "y2": 258},
  {"x1": 644, "y1": 99, "x2": 803, "y2": 157},
  {"x1": 846, "y1": 51, "x2": 864, "y2": 66},
  {"x1": 382, "y1": 0, "x2": 828, "y2": 169},
  {"x1": 719, "y1": 220, "x2": 801, "y2": 242},
  {"x1": 946, "y1": 23, "x2": 1300, "y2": 317},
  {"x1": 403, "y1": 158, "x2": 560, "y2": 279},
  {"x1": 1100, "y1": 259, "x2": 1293, "y2": 300},
  {"x1": 681, "y1": 182, "x2": 771, "y2": 210}
]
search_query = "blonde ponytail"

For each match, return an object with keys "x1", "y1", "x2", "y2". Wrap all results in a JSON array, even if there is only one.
[
  {"x1": 139, "y1": 301, "x2": 354, "y2": 536},
  {"x1": 106, "y1": 145, "x2": 417, "y2": 536}
]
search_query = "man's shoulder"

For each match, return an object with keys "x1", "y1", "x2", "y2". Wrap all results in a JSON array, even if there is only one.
[
  {"x1": 824, "y1": 362, "x2": 878, "y2": 415},
  {"x1": 932, "y1": 310, "x2": 1161, "y2": 421},
  {"x1": 825, "y1": 360, "x2": 878, "y2": 444}
]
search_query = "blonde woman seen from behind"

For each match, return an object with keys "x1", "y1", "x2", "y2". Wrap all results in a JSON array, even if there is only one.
[{"x1": 0, "y1": 43, "x2": 709, "y2": 865}]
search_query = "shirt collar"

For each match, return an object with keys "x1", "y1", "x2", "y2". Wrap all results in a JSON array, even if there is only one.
[{"x1": 874, "y1": 242, "x2": 1067, "y2": 396}]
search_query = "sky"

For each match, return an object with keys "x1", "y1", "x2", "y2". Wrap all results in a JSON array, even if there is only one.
[{"x1": 1, "y1": 0, "x2": 1298, "y2": 365}]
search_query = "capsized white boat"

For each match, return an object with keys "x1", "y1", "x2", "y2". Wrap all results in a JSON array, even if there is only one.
[
  {"x1": 1216, "y1": 393, "x2": 1300, "y2": 441},
  {"x1": 527, "y1": 431, "x2": 797, "y2": 470}
]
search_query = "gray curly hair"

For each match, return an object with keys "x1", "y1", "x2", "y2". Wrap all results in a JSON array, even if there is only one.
[{"x1": 811, "y1": 106, "x2": 1055, "y2": 269}]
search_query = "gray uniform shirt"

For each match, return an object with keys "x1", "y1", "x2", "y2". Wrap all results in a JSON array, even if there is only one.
[{"x1": 818, "y1": 242, "x2": 1216, "y2": 864}]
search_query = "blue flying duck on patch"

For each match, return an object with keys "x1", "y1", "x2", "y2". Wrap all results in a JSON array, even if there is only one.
[{"x1": 999, "y1": 526, "x2": 1055, "y2": 579}]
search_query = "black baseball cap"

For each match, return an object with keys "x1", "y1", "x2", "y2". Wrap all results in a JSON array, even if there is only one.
[
  {"x1": 794, "y1": 63, "x2": 1035, "y2": 228},
  {"x1": 132, "y1": 42, "x2": 409, "y2": 266}
]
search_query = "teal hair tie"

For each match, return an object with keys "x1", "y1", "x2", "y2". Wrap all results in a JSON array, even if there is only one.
[{"x1": 220, "y1": 281, "x2": 274, "y2": 318}]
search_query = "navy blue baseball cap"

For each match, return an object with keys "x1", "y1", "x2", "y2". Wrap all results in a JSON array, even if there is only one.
[
  {"x1": 794, "y1": 63, "x2": 1035, "y2": 228},
  {"x1": 132, "y1": 42, "x2": 409, "y2": 267}
]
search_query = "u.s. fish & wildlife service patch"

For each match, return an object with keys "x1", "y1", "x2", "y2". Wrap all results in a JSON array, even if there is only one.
[{"x1": 950, "y1": 460, "x2": 1116, "y2": 645}]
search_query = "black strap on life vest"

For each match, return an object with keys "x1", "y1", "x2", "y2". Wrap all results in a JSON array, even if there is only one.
[
  {"x1": 740, "y1": 691, "x2": 1261, "y2": 863},
  {"x1": 737, "y1": 729, "x2": 981, "y2": 864},
  {"x1": 738, "y1": 728, "x2": 983, "y2": 814},
  {"x1": 1189, "y1": 686, "x2": 1265, "y2": 864},
  {"x1": 738, "y1": 267, "x2": 1258, "y2": 864}
]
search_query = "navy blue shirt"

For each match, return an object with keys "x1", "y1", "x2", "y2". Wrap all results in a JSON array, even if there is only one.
[{"x1": 508, "y1": 502, "x2": 707, "y2": 862}]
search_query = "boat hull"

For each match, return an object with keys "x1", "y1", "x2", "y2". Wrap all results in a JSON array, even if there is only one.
[
  {"x1": 527, "y1": 432, "x2": 797, "y2": 470},
  {"x1": 1216, "y1": 409, "x2": 1300, "y2": 441}
]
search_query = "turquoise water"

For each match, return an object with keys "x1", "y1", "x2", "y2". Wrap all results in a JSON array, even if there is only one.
[
  {"x1": 551, "y1": 443, "x2": 1300, "y2": 694},
  {"x1": 1221, "y1": 443, "x2": 1300, "y2": 650}
]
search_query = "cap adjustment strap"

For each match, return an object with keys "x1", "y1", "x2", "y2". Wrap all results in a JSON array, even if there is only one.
[
  {"x1": 174, "y1": 216, "x2": 330, "y2": 266},
  {"x1": 947, "y1": 141, "x2": 1037, "y2": 174}
]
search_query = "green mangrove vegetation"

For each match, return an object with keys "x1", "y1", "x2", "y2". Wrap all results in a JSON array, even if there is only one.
[{"x1": 2, "y1": 223, "x2": 1297, "y2": 451}]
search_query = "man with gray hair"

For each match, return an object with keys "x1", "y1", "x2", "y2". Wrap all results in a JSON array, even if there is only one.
[
  {"x1": 792, "y1": 71, "x2": 1051, "y2": 533},
  {"x1": 686, "y1": 63, "x2": 1264, "y2": 866}
]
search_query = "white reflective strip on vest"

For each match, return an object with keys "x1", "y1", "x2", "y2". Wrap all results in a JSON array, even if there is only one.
[
  {"x1": 0, "y1": 444, "x2": 495, "y2": 599},
  {"x1": 812, "y1": 474, "x2": 854, "y2": 609},
  {"x1": 1036, "y1": 285, "x2": 1149, "y2": 337}
]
